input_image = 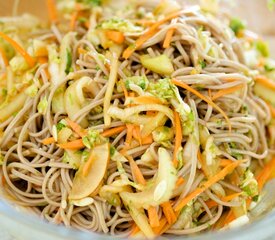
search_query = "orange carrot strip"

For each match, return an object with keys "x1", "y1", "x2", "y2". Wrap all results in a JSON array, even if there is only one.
[
  {"x1": 211, "y1": 84, "x2": 243, "y2": 101},
  {"x1": 152, "y1": 217, "x2": 168, "y2": 234},
  {"x1": 0, "y1": 32, "x2": 36, "y2": 68},
  {"x1": 205, "y1": 192, "x2": 242, "y2": 209},
  {"x1": 131, "y1": 96, "x2": 163, "y2": 105},
  {"x1": 255, "y1": 75, "x2": 275, "y2": 91},
  {"x1": 220, "y1": 159, "x2": 233, "y2": 167},
  {"x1": 127, "y1": 155, "x2": 146, "y2": 185},
  {"x1": 105, "y1": 30, "x2": 125, "y2": 44},
  {"x1": 173, "y1": 111, "x2": 182, "y2": 167},
  {"x1": 132, "y1": 125, "x2": 142, "y2": 145},
  {"x1": 176, "y1": 177, "x2": 185, "y2": 187},
  {"x1": 101, "y1": 125, "x2": 127, "y2": 138},
  {"x1": 70, "y1": 11, "x2": 79, "y2": 30},
  {"x1": 0, "y1": 46, "x2": 8, "y2": 66},
  {"x1": 148, "y1": 206, "x2": 160, "y2": 228},
  {"x1": 42, "y1": 137, "x2": 55, "y2": 145},
  {"x1": 125, "y1": 124, "x2": 134, "y2": 145},
  {"x1": 266, "y1": 102, "x2": 275, "y2": 118},
  {"x1": 161, "y1": 201, "x2": 177, "y2": 225},
  {"x1": 222, "y1": 209, "x2": 235, "y2": 227},
  {"x1": 123, "y1": 10, "x2": 184, "y2": 59},
  {"x1": 121, "y1": 80, "x2": 129, "y2": 98},
  {"x1": 256, "y1": 157, "x2": 275, "y2": 192},
  {"x1": 78, "y1": 47, "x2": 87, "y2": 55},
  {"x1": 174, "y1": 160, "x2": 243, "y2": 212},
  {"x1": 65, "y1": 118, "x2": 87, "y2": 137},
  {"x1": 135, "y1": 19, "x2": 156, "y2": 27},
  {"x1": 37, "y1": 57, "x2": 48, "y2": 64},
  {"x1": 141, "y1": 134, "x2": 153, "y2": 145},
  {"x1": 172, "y1": 79, "x2": 232, "y2": 131},
  {"x1": 163, "y1": 28, "x2": 175, "y2": 48},
  {"x1": 46, "y1": 0, "x2": 58, "y2": 23},
  {"x1": 57, "y1": 139, "x2": 85, "y2": 150},
  {"x1": 130, "y1": 223, "x2": 140, "y2": 237}
]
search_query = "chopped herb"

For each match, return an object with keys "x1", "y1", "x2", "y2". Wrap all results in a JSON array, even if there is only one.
[
  {"x1": 230, "y1": 18, "x2": 245, "y2": 35},
  {"x1": 110, "y1": 145, "x2": 116, "y2": 157},
  {"x1": 255, "y1": 40, "x2": 270, "y2": 58},
  {"x1": 56, "y1": 122, "x2": 66, "y2": 131},
  {"x1": 65, "y1": 49, "x2": 73, "y2": 74},
  {"x1": 252, "y1": 195, "x2": 259, "y2": 202},
  {"x1": 268, "y1": 0, "x2": 275, "y2": 10},
  {"x1": 264, "y1": 64, "x2": 275, "y2": 72},
  {"x1": 77, "y1": 0, "x2": 101, "y2": 6},
  {"x1": 78, "y1": 17, "x2": 88, "y2": 23},
  {"x1": 1, "y1": 88, "x2": 7, "y2": 97},
  {"x1": 199, "y1": 60, "x2": 207, "y2": 69}
]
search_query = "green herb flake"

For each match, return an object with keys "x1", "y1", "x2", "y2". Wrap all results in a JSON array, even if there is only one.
[
  {"x1": 256, "y1": 40, "x2": 270, "y2": 58},
  {"x1": 65, "y1": 49, "x2": 73, "y2": 74},
  {"x1": 230, "y1": 18, "x2": 245, "y2": 35}
]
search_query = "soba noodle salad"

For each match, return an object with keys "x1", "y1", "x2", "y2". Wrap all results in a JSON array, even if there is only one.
[{"x1": 0, "y1": 0, "x2": 274, "y2": 238}]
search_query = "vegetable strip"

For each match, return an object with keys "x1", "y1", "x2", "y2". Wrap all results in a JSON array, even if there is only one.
[
  {"x1": 123, "y1": 10, "x2": 184, "y2": 59},
  {"x1": 173, "y1": 111, "x2": 182, "y2": 167},
  {"x1": 148, "y1": 206, "x2": 160, "y2": 228},
  {"x1": 174, "y1": 160, "x2": 243, "y2": 212},
  {"x1": 57, "y1": 139, "x2": 85, "y2": 150},
  {"x1": 172, "y1": 79, "x2": 232, "y2": 131},
  {"x1": 0, "y1": 32, "x2": 36, "y2": 67},
  {"x1": 163, "y1": 28, "x2": 175, "y2": 48}
]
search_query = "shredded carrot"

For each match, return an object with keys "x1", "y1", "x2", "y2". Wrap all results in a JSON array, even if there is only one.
[
  {"x1": 130, "y1": 96, "x2": 163, "y2": 105},
  {"x1": 256, "y1": 157, "x2": 275, "y2": 192},
  {"x1": 130, "y1": 223, "x2": 140, "y2": 236},
  {"x1": 127, "y1": 155, "x2": 146, "y2": 185},
  {"x1": 219, "y1": 159, "x2": 233, "y2": 167},
  {"x1": 174, "y1": 160, "x2": 243, "y2": 212},
  {"x1": 0, "y1": 32, "x2": 36, "y2": 68},
  {"x1": 101, "y1": 125, "x2": 127, "y2": 138},
  {"x1": 57, "y1": 139, "x2": 85, "y2": 150},
  {"x1": 211, "y1": 84, "x2": 243, "y2": 101},
  {"x1": 173, "y1": 111, "x2": 182, "y2": 167},
  {"x1": 135, "y1": 19, "x2": 156, "y2": 27},
  {"x1": 70, "y1": 11, "x2": 79, "y2": 31},
  {"x1": 141, "y1": 134, "x2": 154, "y2": 145},
  {"x1": 123, "y1": 10, "x2": 184, "y2": 59},
  {"x1": 83, "y1": 151, "x2": 94, "y2": 177},
  {"x1": 125, "y1": 124, "x2": 134, "y2": 146},
  {"x1": 163, "y1": 28, "x2": 175, "y2": 49},
  {"x1": 172, "y1": 79, "x2": 232, "y2": 131},
  {"x1": 208, "y1": 88, "x2": 212, "y2": 98},
  {"x1": 152, "y1": 217, "x2": 168, "y2": 234},
  {"x1": 65, "y1": 118, "x2": 87, "y2": 137},
  {"x1": 78, "y1": 47, "x2": 87, "y2": 55},
  {"x1": 132, "y1": 125, "x2": 142, "y2": 145},
  {"x1": 148, "y1": 206, "x2": 160, "y2": 228},
  {"x1": 161, "y1": 201, "x2": 177, "y2": 225},
  {"x1": 255, "y1": 75, "x2": 275, "y2": 91},
  {"x1": 46, "y1": 0, "x2": 58, "y2": 23},
  {"x1": 205, "y1": 192, "x2": 242, "y2": 209},
  {"x1": 266, "y1": 102, "x2": 275, "y2": 118},
  {"x1": 121, "y1": 80, "x2": 129, "y2": 98},
  {"x1": 1, "y1": 175, "x2": 6, "y2": 185},
  {"x1": 0, "y1": 46, "x2": 8, "y2": 66},
  {"x1": 42, "y1": 137, "x2": 55, "y2": 145},
  {"x1": 176, "y1": 177, "x2": 185, "y2": 187},
  {"x1": 37, "y1": 57, "x2": 48, "y2": 64},
  {"x1": 105, "y1": 30, "x2": 125, "y2": 44},
  {"x1": 222, "y1": 209, "x2": 235, "y2": 227}
]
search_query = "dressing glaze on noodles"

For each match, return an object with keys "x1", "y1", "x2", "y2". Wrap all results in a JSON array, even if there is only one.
[{"x1": 0, "y1": 0, "x2": 274, "y2": 238}]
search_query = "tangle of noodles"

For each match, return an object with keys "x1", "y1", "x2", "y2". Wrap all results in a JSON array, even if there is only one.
[{"x1": 0, "y1": 0, "x2": 274, "y2": 238}]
